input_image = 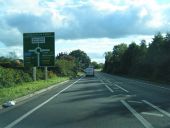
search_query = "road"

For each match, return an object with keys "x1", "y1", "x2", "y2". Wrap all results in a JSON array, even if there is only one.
[{"x1": 1, "y1": 72, "x2": 170, "y2": 128}]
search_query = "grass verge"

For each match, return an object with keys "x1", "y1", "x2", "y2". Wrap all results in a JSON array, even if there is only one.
[{"x1": 0, "y1": 76, "x2": 69, "y2": 105}]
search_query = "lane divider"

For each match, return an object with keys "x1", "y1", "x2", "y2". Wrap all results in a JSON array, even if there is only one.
[{"x1": 3, "y1": 77, "x2": 83, "y2": 128}]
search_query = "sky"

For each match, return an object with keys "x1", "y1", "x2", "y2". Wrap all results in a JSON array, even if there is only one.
[{"x1": 0, "y1": 0, "x2": 170, "y2": 63}]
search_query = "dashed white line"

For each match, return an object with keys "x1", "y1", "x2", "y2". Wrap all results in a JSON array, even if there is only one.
[
  {"x1": 3, "y1": 77, "x2": 83, "y2": 128},
  {"x1": 121, "y1": 100, "x2": 154, "y2": 128},
  {"x1": 142, "y1": 100, "x2": 170, "y2": 118}
]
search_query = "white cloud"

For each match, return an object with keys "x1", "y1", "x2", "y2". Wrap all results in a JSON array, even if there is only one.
[
  {"x1": 0, "y1": 0, "x2": 170, "y2": 62},
  {"x1": 139, "y1": 8, "x2": 148, "y2": 18},
  {"x1": 1, "y1": 0, "x2": 170, "y2": 44}
]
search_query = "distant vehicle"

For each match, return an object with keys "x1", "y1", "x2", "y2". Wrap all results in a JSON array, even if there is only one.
[{"x1": 85, "y1": 67, "x2": 94, "y2": 76}]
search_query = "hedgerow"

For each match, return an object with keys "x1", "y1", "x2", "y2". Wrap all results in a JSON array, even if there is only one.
[{"x1": 0, "y1": 66, "x2": 32, "y2": 87}]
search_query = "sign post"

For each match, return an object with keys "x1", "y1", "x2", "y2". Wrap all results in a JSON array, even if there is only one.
[
  {"x1": 33, "y1": 67, "x2": 36, "y2": 81},
  {"x1": 23, "y1": 32, "x2": 55, "y2": 80},
  {"x1": 44, "y1": 66, "x2": 48, "y2": 80}
]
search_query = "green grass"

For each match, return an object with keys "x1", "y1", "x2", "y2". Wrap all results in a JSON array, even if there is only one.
[{"x1": 0, "y1": 76, "x2": 69, "y2": 105}]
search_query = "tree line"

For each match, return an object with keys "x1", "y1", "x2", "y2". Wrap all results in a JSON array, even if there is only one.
[{"x1": 103, "y1": 33, "x2": 170, "y2": 82}]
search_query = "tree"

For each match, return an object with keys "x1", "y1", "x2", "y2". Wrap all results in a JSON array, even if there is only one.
[
  {"x1": 69, "y1": 49, "x2": 91, "y2": 70},
  {"x1": 120, "y1": 42, "x2": 140, "y2": 74},
  {"x1": 91, "y1": 61, "x2": 102, "y2": 69},
  {"x1": 55, "y1": 53, "x2": 77, "y2": 77},
  {"x1": 146, "y1": 32, "x2": 164, "y2": 66},
  {"x1": 111, "y1": 43, "x2": 128, "y2": 73},
  {"x1": 103, "y1": 32, "x2": 170, "y2": 82},
  {"x1": 103, "y1": 51, "x2": 113, "y2": 73}
]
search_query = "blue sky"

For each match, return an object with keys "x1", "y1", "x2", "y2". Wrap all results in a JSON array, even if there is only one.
[{"x1": 0, "y1": 0, "x2": 170, "y2": 63}]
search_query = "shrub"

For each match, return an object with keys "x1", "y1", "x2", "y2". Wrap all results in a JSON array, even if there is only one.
[
  {"x1": 55, "y1": 59, "x2": 77, "y2": 77},
  {"x1": 48, "y1": 71, "x2": 56, "y2": 78},
  {"x1": 0, "y1": 66, "x2": 32, "y2": 87}
]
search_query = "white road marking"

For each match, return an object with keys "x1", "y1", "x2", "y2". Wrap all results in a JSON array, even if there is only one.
[
  {"x1": 115, "y1": 82, "x2": 123, "y2": 84},
  {"x1": 96, "y1": 77, "x2": 114, "y2": 93},
  {"x1": 3, "y1": 77, "x2": 83, "y2": 128},
  {"x1": 102, "y1": 82, "x2": 114, "y2": 93},
  {"x1": 121, "y1": 100, "x2": 154, "y2": 128},
  {"x1": 102, "y1": 72, "x2": 170, "y2": 92},
  {"x1": 106, "y1": 80, "x2": 112, "y2": 84},
  {"x1": 97, "y1": 76, "x2": 128, "y2": 93},
  {"x1": 144, "y1": 83, "x2": 170, "y2": 91},
  {"x1": 113, "y1": 83, "x2": 129, "y2": 93},
  {"x1": 79, "y1": 79, "x2": 97, "y2": 82},
  {"x1": 128, "y1": 100, "x2": 143, "y2": 104},
  {"x1": 141, "y1": 112, "x2": 164, "y2": 117},
  {"x1": 105, "y1": 79, "x2": 129, "y2": 93},
  {"x1": 142, "y1": 100, "x2": 170, "y2": 118},
  {"x1": 131, "y1": 79, "x2": 170, "y2": 91}
]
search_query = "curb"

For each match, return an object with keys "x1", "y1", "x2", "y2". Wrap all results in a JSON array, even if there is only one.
[{"x1": 0, "y1": 80, "x2": 69, "y2": 110}]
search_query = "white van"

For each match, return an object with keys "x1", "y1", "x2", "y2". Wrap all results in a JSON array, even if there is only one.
[{"x1": 85, "y1": 67, "x2": 94, "y2": 76}]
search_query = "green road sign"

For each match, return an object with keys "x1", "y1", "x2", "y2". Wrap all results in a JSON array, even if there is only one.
[{"x1": 23, "y1": 32, "x2": 55, "y2": 67}]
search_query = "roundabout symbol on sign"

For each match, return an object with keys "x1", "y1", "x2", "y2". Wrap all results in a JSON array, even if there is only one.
[{"x1": 29, "y1": 47, "x2": 50, "y2": 67}]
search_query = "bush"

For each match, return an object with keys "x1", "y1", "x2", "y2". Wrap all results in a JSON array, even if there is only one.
[
  {"x1": 0, "y1": 66, "x2": 32, "y2": 87},
  {"x1": 48, "y1": 71, "x2": 56, "y2": 78},
  {"x1": 36, "y1": 69, "x2": 44, "y2": 80},
  {"x1": 55, "y1": 59, "x2": 77, "y2": 77}
]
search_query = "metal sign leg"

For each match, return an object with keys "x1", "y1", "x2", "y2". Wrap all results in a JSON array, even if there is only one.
[
  {"x1": 33, "y1": 67, "x2": 36, "y2": 81},
  {"x1": 45, "y1": 66, "x2": 48, "y2": 80}
]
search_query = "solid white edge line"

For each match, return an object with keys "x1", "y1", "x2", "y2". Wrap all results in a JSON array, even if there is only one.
[
  {"x1": 4, "y1": 77, "x2": 83, "y2": 128},
  {"x1": 121, "y1": 100, "x2": 154, "y2": 128},
  {"x1": 142, "y1": 100, "x2": 170, "y2": 118},
  {"x1": 114, "y1": 83, "x2": 129, "y2": 93},
  {"x1": 131, "y1": 80, "x2": 170, "y2": 91},
  {"x1": 103, "y1": 72, "x2": 170, "y2": 92}
]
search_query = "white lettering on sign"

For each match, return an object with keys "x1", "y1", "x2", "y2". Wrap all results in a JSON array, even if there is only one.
[{"x1": 32, "y1": 37, "x2": 45, "y2": 44}]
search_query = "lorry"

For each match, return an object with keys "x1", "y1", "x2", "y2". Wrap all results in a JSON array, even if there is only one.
[{"x1": 85, "y1": 67, "x2": 94, "y2": 77}]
